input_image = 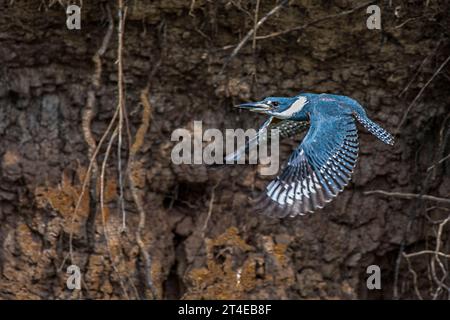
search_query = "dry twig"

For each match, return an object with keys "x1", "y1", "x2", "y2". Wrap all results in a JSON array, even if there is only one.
[
  {"x1": 254, "y1": 1, "x2": 374, "y2": 40},
  {"x1": 364, "y1": 190, "x2": 450, "y2": 205},
  {"x1": 398, "y1": 39, "x2": 442, "y2": 97},
  {"x1": 396, "y1": 54, "x2": 450, "y2": 134},
  {"x1": 403, "y1": 253, "x2": 423, "y2": 299},
  {"x1": 220, "y1": 0, "x2": 288, "y2": 74},
  {"x1": 403, "y1": 214, "x2": 450, "y2": 299},
  {"x1": 202, "y1": 182, "x2": 220, "y2": 234}
]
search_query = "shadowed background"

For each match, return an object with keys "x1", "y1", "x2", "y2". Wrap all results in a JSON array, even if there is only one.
[{"x1": 0, "y1": 0, "x2": 449, "y2": 299}]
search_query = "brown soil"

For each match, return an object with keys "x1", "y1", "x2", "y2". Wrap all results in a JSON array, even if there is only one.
[{"x1": 0, "y1": 0, "x2": 449, "y2": 299}]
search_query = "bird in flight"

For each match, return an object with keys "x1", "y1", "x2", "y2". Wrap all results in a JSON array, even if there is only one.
[{"x1": 225, "y1": 93, "x2": 394, "y2": 218}]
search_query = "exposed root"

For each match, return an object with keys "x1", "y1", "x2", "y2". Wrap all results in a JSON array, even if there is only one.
[
  {"x1": 127, "y1": 87, "x2": 158, "y2": 299},
  {"x1": 116, "y1": 0, "x2": 128, "y2": 233},
  {"x1": 66, "y1": 3, "x2": 114, "y2": 270},
  {"x1": 65, "y1": 0, "x2": 139, "y2": 299},
  {"x1": 99, "y1": 127, "x2": 130, "y2": 299}
]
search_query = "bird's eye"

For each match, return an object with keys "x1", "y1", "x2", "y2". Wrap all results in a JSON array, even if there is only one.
[{"x1": 271, "y1": 101, "x2": 279, "y2": 107}]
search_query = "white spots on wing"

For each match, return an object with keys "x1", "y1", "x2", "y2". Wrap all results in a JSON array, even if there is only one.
[
  {"x1": 267, "y1": 170, "x2": 324, "y2": 207},
  {"x1": 271, "y1": 185, "x2": 282, "y2": 201},
  {"x1": 267, "y1": 123, "x2": 360, "y2": 212},
  {"x1": 267, "y1": 180, "x2": 276, "y2": 192}
]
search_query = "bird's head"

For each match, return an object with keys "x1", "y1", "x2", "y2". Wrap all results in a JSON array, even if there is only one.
[{"x1": 235, "y1": 95, "x2": 308, "y2": 119}]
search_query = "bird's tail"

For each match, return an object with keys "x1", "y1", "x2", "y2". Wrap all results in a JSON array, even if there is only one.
[{"x1": 354, "y1": 113, "x2": 395, "y2": 145}]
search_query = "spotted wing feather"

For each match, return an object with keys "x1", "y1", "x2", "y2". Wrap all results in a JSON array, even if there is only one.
[
  {"x1": 354, "y1": 113, "x2": 394, "y2": 145},
  {"x1": 255, "y1": 108, "x2": 359, "y2": 218}
]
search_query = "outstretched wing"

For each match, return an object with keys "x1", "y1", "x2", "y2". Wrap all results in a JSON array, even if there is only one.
[
  {"x1": 256, "y1": 105, "x2": 359, "y2": 218},
  {"x1": 224, "y1": 117, "x2": 309, "y2": 163}
]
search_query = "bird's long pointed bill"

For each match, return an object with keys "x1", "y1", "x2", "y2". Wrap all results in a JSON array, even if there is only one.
[{"x1": 234, "y1": 102, "x2": 271, "y2": 112}]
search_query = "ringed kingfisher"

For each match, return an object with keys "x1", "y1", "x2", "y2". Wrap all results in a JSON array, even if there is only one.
[{"x1": 225, "y1": 93, "x2": 394, "y2": 218}]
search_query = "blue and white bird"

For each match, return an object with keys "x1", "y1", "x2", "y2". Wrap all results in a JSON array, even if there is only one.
[{"x1": 227, "y1": 93, "x2": 394, "y2": 218}]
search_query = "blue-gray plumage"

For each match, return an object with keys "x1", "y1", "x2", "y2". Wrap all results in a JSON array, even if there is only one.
[{"x1": 230, "y1": 93, "x2": 394, "y2": 218}]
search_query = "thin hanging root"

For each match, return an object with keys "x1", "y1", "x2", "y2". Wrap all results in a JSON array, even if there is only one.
[
  {"x1": 64, "y1": 108, "x2": 120, "y2": 271},
  {"x1": 66, "y1": 0, "x2": 157, "y2": 299},
  {"x1": 64, "y1": 4, "x2": 115, "y2": 270},
  {"x1": 97, "y1": 0, "x2": 137, "y2": 299},
  {"x1": 130, "y1": 88, "x2": 152, "y2": 155},
  {"x1": 127, "y1": 87, "x2": 158, "y2": 299},
  {"x1": 116, "y1": 0, "x2": 128, "y2": 233},
  {"x1": 80, "y1": 5, "x2": 114, "y2": 275},
  {"x1": 99, "y1": 127, "x2": 130, "y2": 300},
  {"x1": 83, "y1": 3, "x2": 113, "y2": 163},
  {"x1": 65, "y1": 0, "x2": 136, "y2": 299}
]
